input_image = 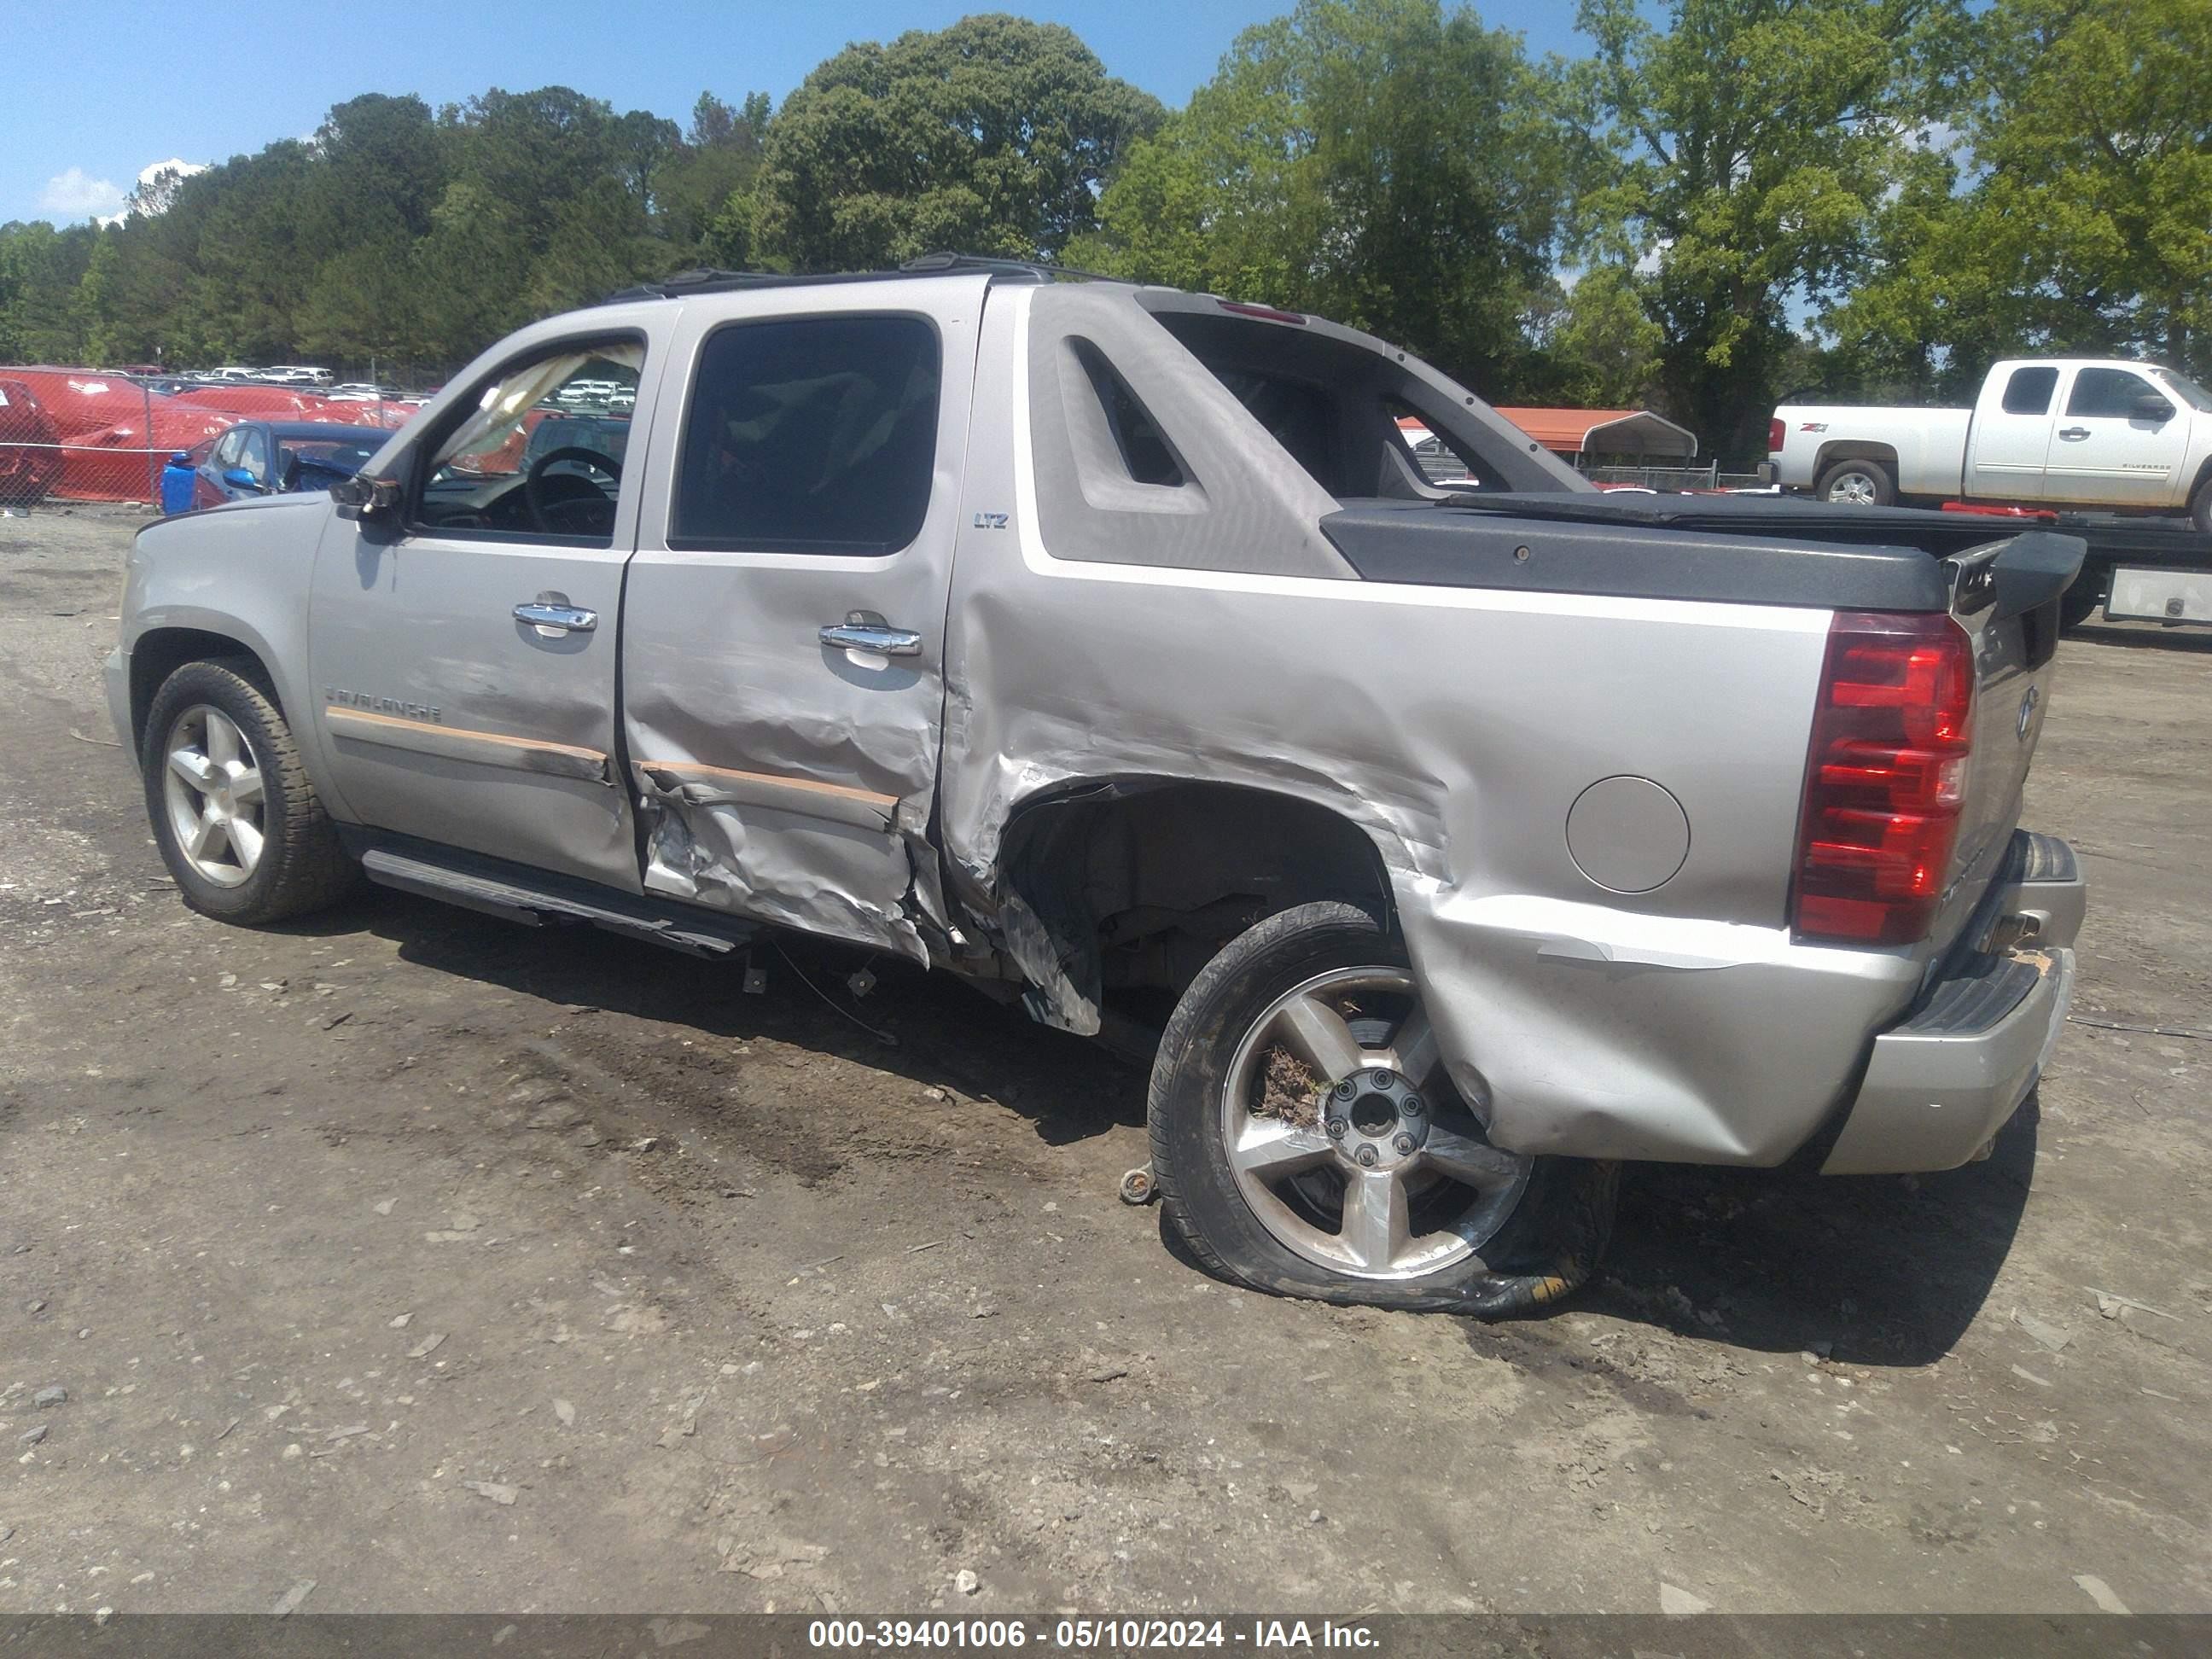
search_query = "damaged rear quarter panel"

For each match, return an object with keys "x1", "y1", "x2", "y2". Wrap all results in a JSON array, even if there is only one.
[{"x1": 937, "y1": 285, "x2": 1912, "y2": 1165}]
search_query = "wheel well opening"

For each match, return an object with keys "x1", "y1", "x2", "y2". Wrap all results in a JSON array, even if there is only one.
[
  {"x1": 995, "y1": 780, "x2": 1396, "y2": 1023},
  {"x1": 129, "y1": 628, "x2": 273, "y2": 750},
  {"x1": 1815, "y1": 443, "x2": 1899, "y2": 477}
]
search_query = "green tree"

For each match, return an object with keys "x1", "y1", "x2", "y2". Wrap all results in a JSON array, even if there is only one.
[
  {"x1": 1830, "y1": 0, "x2": 2212, "y2": 387},
  {"x1": 0, "y1": 220, "x2": 99, "y2": 361},
  {"x1": 1572, "y1": 0, "x2": 1966, "y2": 462},
  {"x1": 1531, "y1": 264, "x2": 1665, "y2": 405},
  {"x1": 660, "y1": 90, "x2": 772, "y2": 254},
  {"x1": 752, "y1": 14, "x2": 1164, "y2": 271},
  {"x1": 1080, "y1": 0, "x2": 1573, "y2": 397}
]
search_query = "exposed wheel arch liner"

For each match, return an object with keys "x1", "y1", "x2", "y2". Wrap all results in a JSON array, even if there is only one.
[{"x1": 975, "y1": 776, "x2": 1410, "y2": 1037}]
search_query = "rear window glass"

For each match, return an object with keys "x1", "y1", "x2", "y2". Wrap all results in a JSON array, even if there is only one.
[
  {"x1": 2000, "y1": 366, "x2": 2058, "y2": 416},
  {"x1": 672, "y1": 316, "x2": 940, "y2": 555}
]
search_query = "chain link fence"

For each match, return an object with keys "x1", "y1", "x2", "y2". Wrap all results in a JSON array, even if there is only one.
[{"x1": 0, "y1": 365, "x2": 432, "y2": 510}]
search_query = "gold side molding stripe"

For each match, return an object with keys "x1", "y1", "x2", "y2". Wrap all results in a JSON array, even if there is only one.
[
  {"x1": 327, "y1": 706, "x2": 612, "y2": 785},
  {"x1": 634, "y1": 758, "x2": 899, "y2": 831}
]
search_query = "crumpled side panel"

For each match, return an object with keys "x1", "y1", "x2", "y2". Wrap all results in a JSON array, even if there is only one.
[{"x1": 635, "y1": 768, "x2": 928, "y2": 963}]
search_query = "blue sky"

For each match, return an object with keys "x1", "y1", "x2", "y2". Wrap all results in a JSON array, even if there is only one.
[{"x1": 4, "y1": 0, "x2": 1595, "y2": 226}]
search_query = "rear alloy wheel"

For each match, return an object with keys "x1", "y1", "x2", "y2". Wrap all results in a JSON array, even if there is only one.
[
  {"x1": 1817, "y1": 458, "x2": 1895, "y2": 508},
  {"x1": 1149, "y1": 901, "x2": 1617, "y2": 1315}
]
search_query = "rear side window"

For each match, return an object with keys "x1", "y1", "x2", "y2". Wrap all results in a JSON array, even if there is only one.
[
  {"x1": 2000, "y1": 366, "x2": 2058, "y2": 416},
  {"x1": 2067, "y1": 367, "x2": 2152, "y2": 419},
  {"x1": 1073, "y1": 339, "x2": 1185, "y2": 487},
  {"x1": 672, "y1": 315, "x2": 940, "y2": 555}
]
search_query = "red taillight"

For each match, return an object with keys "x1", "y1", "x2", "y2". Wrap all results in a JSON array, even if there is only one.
[
  {"x1": 1792, "y1": 610, "x2": 1976, "y2": 946},
  {"x1": 1767, "y1": 417, "x2": 1786, "y2": 455}
]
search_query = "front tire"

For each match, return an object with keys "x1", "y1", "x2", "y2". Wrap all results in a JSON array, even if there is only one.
[
  {"x1": 2190, "y1": 476, "x2": 2212, "y2": 535},
  {"x1": 1817, "y1": 458, "x2": 1896, "y2": 508},
  {"x1": 141, "y1": 659, "x2": 358, "y2": 924},
  {"x1": 1147, "y1": 901, "x2": 1617, "y2": 1315}
]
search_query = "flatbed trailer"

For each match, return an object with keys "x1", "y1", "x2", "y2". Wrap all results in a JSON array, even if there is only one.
[{"x1": 1938, "y1": 505, "x2": 2212, "y2": 628}]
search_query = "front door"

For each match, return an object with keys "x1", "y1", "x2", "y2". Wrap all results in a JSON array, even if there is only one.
[
  {"x1": 2045, "y1": 364, "x2": 2190, "y2": 505},
  {"x1": 617, "y1": 275, "x2": 987, "y2": 958},
  {"x1": 306, "y1": 329, "x2": 658, "y2": 890}
]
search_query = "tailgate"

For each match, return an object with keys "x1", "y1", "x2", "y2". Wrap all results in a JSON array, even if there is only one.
[{"x1": 1921, "y1": 531, "x2": 2082, "y2": 958}]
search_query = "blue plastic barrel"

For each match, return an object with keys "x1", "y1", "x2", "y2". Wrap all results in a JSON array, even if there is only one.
[{"x1": 159, "y1": 453, "x2": 197, "y2": 515}]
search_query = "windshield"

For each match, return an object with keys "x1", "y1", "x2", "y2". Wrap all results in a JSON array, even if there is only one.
[
  {"x1": 282, "y1": 439, "x2": 379, "y2": 472},
  {"x1": 2148, "y1": 367, "x2": 2212, "y2": 412}
]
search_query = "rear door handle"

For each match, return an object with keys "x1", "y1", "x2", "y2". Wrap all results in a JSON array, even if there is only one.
[
  {"x1": 2058, "y1": 427, "x2": 2091, "y2": 440},
  {"x1": 514, "y1": 602, "x2": 597, "y2": 633},
  {"x1": 820, "y1": 620, "x2": 923, "y2": 656}
]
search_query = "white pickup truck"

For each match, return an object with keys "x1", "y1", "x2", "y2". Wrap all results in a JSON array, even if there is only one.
[{"x1": 1770, "y1": 358, "x2": 2212, "y2": 529}]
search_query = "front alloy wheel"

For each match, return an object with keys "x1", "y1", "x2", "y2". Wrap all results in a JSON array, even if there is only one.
[
  {"x1": 161, "y1": 704, "x2": 268, "y2": 887},
  {"x1": 140, "y1": 657, "x2": 358, "y2": 923}
]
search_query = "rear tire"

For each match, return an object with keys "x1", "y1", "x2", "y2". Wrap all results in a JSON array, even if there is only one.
[
  {"x1": 1147, "y1": 900, "x2": 1617, "y2": 1316},
  {"x1": 141, "y1": 659, "x2": 358, "y2": 924},
  {"x1": 1817, "y1": 458, "x2": 1896, "y2": 508},
  {"x1": 2190, "y1": 476, "x2": 2212, "y2": 535}
]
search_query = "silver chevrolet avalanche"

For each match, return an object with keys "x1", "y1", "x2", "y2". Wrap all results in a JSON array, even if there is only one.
[{"x1": 108, "y1": 257, "x2": 2087, "y2": 1315}]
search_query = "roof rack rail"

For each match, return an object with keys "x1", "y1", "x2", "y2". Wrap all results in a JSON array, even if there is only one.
[{"x1": 599, "y1": 252, "x2": 1128, "y2": 306}]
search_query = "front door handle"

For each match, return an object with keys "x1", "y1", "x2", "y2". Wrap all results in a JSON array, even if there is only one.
[
  {"x1": 2058, "y1": 427, "x2": 2091, "y2": 440},
  {"x1": 819, "y1": 620, "x2": 923, "y2": 657},
  {"x1": 514, "y1": 601, "x2": 597, "y2": 633}
]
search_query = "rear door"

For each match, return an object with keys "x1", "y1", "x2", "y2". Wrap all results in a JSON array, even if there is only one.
[
  {"x1": 1965, "y1": 364, "x2": 2060, "y2": 500},
  {"x1": 2045, "y1": 365, "x2": 2189, "y2": 504},
  {"x1": 616, "y1": 274, "x2": 987, "y2": 958},
  {"x1": 307, "y1": 321, "x2": 664, "y2": 891}
]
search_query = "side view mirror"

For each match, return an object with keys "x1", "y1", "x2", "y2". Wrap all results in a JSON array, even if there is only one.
[
  {"x1": 2133, "y1": 393, "x2": 2175, "y2": 422},
  {"x1": 332, "y1": 473, "x2": 404, "y2": 520},
  {"x1": 223, "y1": 467, "x2": 260, "y2": 491}
]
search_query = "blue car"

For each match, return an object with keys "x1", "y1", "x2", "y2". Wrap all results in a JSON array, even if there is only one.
[{"x1": 166, "y1": 421, "x2": 386, "y2": 513}]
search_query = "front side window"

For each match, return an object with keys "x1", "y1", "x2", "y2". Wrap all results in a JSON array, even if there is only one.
[
  {"x1": 2067, "y1": 367, "x2": 2156, "y2": 420},
  {"x1": 237, "y1": 428, "x2": 271, "y2": 483},
  {"x1": 212, "y1": 428, "x2": 246, "y2": 469},
  {"x1": 414, "y1": 341, "x2": 643, "y2": 545},
  {"x1": 2000, "y1": 366, "x2": 2058, "y2": 416},
  {"x1": 671, "y1": 315, "x2": 940, "y2": 556}
]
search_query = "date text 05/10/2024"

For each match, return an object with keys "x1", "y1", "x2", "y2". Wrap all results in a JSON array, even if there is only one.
[{"x1": 806, "y1": 1620, "x2": 1379, "y2": 1650}]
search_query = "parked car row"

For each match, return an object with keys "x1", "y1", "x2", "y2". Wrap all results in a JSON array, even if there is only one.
[{"x1": 157, "y1": 420, "x2": 387, "y2": 513}]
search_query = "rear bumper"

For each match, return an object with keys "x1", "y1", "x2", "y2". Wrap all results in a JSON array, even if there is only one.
[{"x1": 1820, "y1": 830, "x2": 2085, "y2": 1174}]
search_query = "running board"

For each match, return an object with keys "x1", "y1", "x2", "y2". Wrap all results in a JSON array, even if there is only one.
[{"x1": 357, "y1": 842, "x2": 758, "y2": 959}]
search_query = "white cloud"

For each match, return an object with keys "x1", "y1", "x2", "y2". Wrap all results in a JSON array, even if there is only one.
[
  {"x1": 38, "y1": 166, "x2": 126, "y2": 220},
  {"x1": 38, "y1": 158, "x2": 208, "y2": 224},
  {"x1": 137, "y1": 157, "x2": 207, "y2": 189}
]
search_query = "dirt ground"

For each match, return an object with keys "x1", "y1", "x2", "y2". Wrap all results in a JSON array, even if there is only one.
[{"x1": 1, "y1": 503, "x2": 2207, "y2": 1618}]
